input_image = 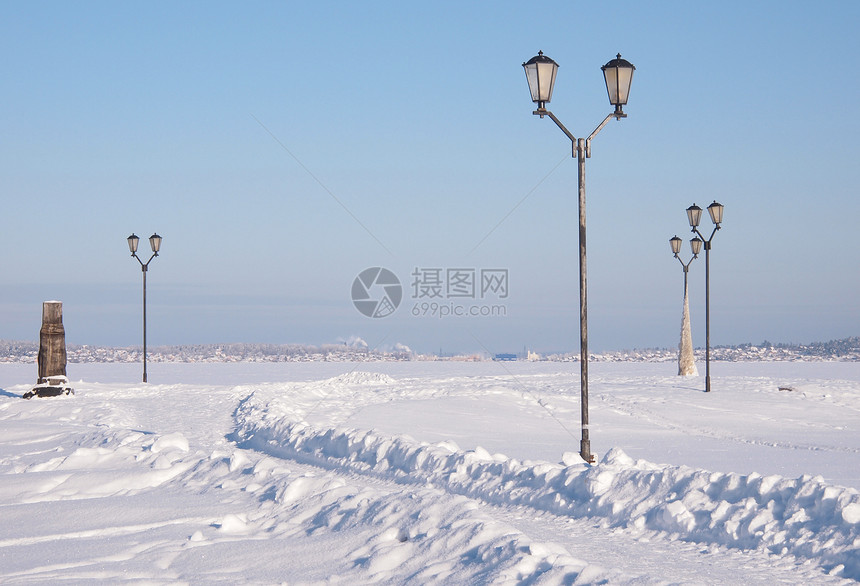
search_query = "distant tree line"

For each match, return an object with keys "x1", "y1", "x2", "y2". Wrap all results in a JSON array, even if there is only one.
[
  {"x1": 1, "y1": 337, "x2": 858, "y2": 363},
  {"x1": 0, "y1": 341, "x2": 413, "y2": 363},
  {"x1": 716, "y1": 337, "x2": 860, "y2": 359}
]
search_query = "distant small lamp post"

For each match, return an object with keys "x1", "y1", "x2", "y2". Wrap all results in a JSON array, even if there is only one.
[
  {"x1": 670, "y1": 235, "x2": 702, "y2": 376},
  {"x1": 686, "y1": 201, "x2": 723, "y2": 392},
  {"x1": 127, "y1": 233, "x2": 162, "y2": 383},
  {"x1": 669, "y1": 235, "x2": 702, "y2": 301},
  {"x1": 523, "y1": 51, "x2": 634, "y2": 463}
]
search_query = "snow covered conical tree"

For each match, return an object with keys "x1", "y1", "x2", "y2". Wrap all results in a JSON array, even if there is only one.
[{"x1": 678, "y1": 282, "x2": 698, "y2": 376}]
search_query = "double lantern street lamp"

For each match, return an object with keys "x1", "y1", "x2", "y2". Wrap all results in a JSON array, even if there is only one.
[
  {"x1": 523, "y1": 51, "x2": 635, "y2": 464},
  {"x1": 127, "y1": 233, "x2": 162, "y2": 383},
  {"x1": 669, "y1": 235, "x2": 702, "y2": 301},
  {"x1": 670, "y1": 234, "x2": 702, "y2": 376},
  {"x1": 685, "y1": 201, "x2": 723, "y2": 393}
]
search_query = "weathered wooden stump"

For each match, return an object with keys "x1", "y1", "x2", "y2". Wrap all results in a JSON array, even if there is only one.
[
  {"x1": 24, "y1": 301, "x2": 74, "y2": 399},
  {"x1": 37, "y1": 301, "x2": 67, "y2": 383}
]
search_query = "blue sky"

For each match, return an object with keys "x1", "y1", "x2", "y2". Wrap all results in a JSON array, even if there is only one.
[{"x1": 2, "y1": 1, "x2": 858, "y2": 354}]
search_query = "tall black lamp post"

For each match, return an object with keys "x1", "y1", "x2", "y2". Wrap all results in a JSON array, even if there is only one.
[
  {"x1": 127, "y1": 233, "x2": 162, "y2": 383},
  {"x1": 686, "y1": 201, "x2": 723, "y2": 392},
  {"x1": 522, "y1": 51, "x2": 635, "y2": 463}
]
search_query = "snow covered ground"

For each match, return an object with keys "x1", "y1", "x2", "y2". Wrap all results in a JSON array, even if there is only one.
[{"x1": 1, "y1": 360, "x2": 859, "y2": 584}]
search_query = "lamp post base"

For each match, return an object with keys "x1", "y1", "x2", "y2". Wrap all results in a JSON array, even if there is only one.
[{"x1": 580, "y1": 440, "x2": 595, "y2": 464}]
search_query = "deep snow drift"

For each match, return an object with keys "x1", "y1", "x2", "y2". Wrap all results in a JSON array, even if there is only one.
[{"x1": 1, "y1": 361, "x2": 858, "y2": 584}]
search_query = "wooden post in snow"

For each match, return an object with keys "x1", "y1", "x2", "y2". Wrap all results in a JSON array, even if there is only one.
[
  {"x1": 24, "y1": 301, "x2": 73, "y2": 399},
  {"x1": 37, "y1": 301, "x2": 67, "y2": 383}
]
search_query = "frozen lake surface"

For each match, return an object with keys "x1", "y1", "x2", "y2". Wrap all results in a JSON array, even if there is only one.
[{"x1": 1, "y1": 360, "x2": 858, "y2": 583}]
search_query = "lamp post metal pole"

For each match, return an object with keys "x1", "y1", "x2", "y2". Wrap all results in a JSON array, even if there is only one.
[
  {"x1": 142, "y1": 264, "x2": 148, "y2": 383},
  {"x1": 128, "y1": 233, "x2": 161, "y2": 383},
  {"x1": 689, "y1": 234, "x2": 716, "y2": 392},
  {"x1": 686, "y1": 202, "x2": 722, "y2": 393},
  {"x1": 523, "y1": 52, "x2": 634, "y2": 464},
  {"x1": 671, "y1": 235, "x2": 701, "y2": 377},
  {"x1": 704, "y1": 241, "x2": 710, "y2": 391},
  {"x1": 682, "y1": 257, "x2": 690, "y2": 292},
  {"x1": 528, "y1": 92, "x2": 629, "y2": 464},
  {"x1": 576, "y1": 136, "x2": 589, "y2": 460},
  {"x1": 696, "y1": 227, "x2": 719, "y2": 392}
]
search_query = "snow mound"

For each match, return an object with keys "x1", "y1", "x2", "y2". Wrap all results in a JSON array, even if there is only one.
[
  {"x1": 233, "y1": 398, "x2": 860, "y2": 580},
  {"x1": 151, "y1": 432, "x2": 190, "y2": 454},
  {"x1": 322, "y1": 372, "x2": 397, "y2": 386}
]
